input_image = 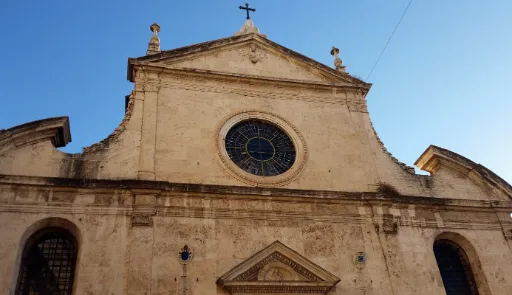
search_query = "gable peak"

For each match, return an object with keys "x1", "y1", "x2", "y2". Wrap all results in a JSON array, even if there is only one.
[
  {"x1": 234, "y1": 19, "x2": 266, "y2": 38},
  {"x1": 235, "y1": 3, "x2": 265, "y2": 37}
]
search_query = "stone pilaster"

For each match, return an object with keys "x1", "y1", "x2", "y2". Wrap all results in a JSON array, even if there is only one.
[
  {"x1": 127, "y1": 189, "x2": 158, "y2": 295},
  {"x1": 136, "y1": 72, "x2": 160, "y2": 180}
]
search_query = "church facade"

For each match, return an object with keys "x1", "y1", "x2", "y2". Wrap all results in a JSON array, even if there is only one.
[{"x1": 1, "y1": 17, "x2": 512, "y2": 295}]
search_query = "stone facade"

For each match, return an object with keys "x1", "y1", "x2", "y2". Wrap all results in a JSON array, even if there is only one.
[{"x1": 1, "y1": 29, "x2": 512, "y2": 295}]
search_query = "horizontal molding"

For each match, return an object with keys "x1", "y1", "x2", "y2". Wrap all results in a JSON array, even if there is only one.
[
  {"x1": 157, "y1": 76, "x2": 361, "y2": 106},
  {"x1": 1, "y1": 174, "x2": 512, "y2": 210},
  {"x1": 0, "y1": 202, "x2": 508, "y2": 231},
  {"x1": 0, "y1": 203, "x2": 132, "y2": 215},
  {"x1": 157, "y1": 205, "x2": 372, "y2": 224},
  {"x1": 131, "y1": 61, "x2": 369, "y2": 93}
]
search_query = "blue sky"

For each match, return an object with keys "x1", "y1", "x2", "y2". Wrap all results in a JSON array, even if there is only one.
[{"x1": 1, "y1": 1, "x2": 511, "y2": 183}]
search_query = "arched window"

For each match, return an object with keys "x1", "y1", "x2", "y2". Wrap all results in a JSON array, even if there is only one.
[
  {"x1": 15, "y1": 227, "x2": 78, "y2": 295},
  {"x1": 434, "y1": 239, "x2": 479, "y2": 295}
]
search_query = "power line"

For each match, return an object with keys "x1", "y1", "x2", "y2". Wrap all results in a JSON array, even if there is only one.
[{"x1": 365, "y1": 0, "x2": 413, "y2": 81}]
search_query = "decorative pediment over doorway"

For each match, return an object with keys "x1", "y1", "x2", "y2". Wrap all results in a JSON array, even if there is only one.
[{"x1": 216, "y1": 241, "x2": 340, "y2": 294}]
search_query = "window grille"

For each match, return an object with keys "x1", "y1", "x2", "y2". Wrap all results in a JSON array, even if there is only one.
[
  {"x1": 16, "y1": 227, "x2": 78, "y2": 295},
  {"x1": 225, "y1": 119, "x2": 296, "y2": 176},
  {"x1": 434, "y1": 239, "x2": 478, "y2": 295}
]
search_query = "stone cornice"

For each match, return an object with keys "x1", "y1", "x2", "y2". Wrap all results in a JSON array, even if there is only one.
[
  {"x1": 1, "y1": 202, "x2": 510, "y2": 233},
  {"x1": 416, "y1": 145, "x2": 512, "y2": 200},
  {"x1": 129, "y1": 33, "x2": 370, "y2": 89},
  {"x1": 0, "y1": 203, "x2": 132, "y2": 215},
  {"x1": 0, "y1": 117, "x2": 71, "y2": 155},
  {"x1": 150, "y1": 71, "x2": 365, "y2": 108},
  {"x1": 1, "y1": 174, "x2": 512, "y2": 210},
  {"x1": 221, "y1": 282, "x2": 335, "y2": 294},
  {"x1": 130, "y1": 60, "x2": 369, "y2": 94}
]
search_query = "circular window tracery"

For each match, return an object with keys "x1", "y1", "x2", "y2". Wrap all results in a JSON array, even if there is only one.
[
  {"x1": 225, "y1": 120, "x2": 296, "y2": 176},
  {"x1": 216, "y1": 111, "x2": 307, "y2": 187}
]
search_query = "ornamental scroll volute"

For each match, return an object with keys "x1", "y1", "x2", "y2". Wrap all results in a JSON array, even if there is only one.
[{"x1": 216, "y1": 241, "x2": 340, "y2": 295}]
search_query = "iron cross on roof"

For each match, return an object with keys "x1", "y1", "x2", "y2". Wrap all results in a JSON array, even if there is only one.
[{"x1": 239, "y1": 3, "x2": 256, "y2": 20}]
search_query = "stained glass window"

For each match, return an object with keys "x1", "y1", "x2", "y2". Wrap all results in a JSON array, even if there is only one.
[
  {"x1": 225, "y1": 120, "x2": 296, "y2": 176},
  {"x1": 16, "y1": 227, "x2": 78, "y2": 295}
]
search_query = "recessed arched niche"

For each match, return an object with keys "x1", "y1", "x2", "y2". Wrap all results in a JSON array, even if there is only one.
[{"x1": 433, "y1": 232, "x2": 491, "y2": 295}]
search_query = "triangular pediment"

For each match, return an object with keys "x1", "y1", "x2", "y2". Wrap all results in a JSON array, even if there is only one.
[
  {"x1": 216, "y1": 241, "x2": 340, "y2": 294},
  {"x1": 130, "y1": 34, "x2": 370, "y2": 88}
]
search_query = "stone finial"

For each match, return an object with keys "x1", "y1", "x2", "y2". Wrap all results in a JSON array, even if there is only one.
[
  {"x1": 146, "y1": 23, "x2": 161, "y2": 55},
  {"x1": 330, "y1": 46, "x2": 346, "y2": 73},
  {"x1": 234, "y1": 19, "x2": 266, "y2": 38}
]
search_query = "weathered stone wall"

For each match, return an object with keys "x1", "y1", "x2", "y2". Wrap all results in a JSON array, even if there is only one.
[
  {"x1": 0, "y1": 211, "x2": 131, "y2": 294},
  {"x1": 1, "y1": 33, "x2": 512, "y2": 295},
  {"x1": 1, "y1": 41, "x2": 507, "y2": 201},
  {"x1": 1, "y1": 182, "x2": 512, "y2": 294},
  {"x1": 152, "y1": 73, "x2": 376, "y2": 191},
  {"x1": 162, "y1": 44, "x2": 331, "y2": 83},
  {"x1": 0, "y1": 91, "x2": 143, "y2": 180}
]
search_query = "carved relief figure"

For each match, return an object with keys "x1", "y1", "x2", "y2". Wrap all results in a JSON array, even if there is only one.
[
  {"x1": 265, "y1": 267, "x2": 286, "y2": 281},
  {"x1": 238, "y1": 43, "x2": 268, "y2": 64}
]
